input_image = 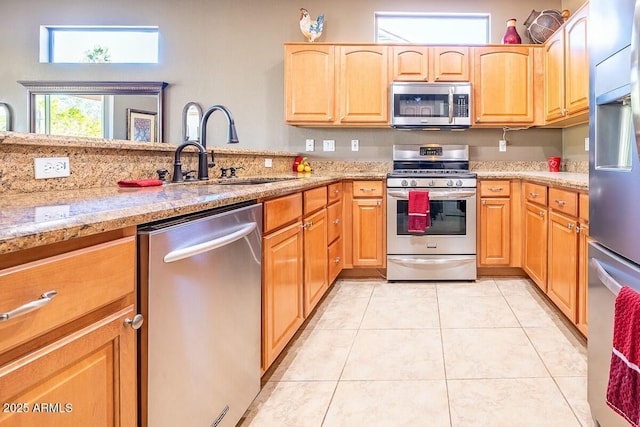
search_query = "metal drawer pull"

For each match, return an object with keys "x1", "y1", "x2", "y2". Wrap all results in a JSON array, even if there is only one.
[
  {"x1": 333, "y1": 189, "x2": 340, "y2": 194},
  {"x1": 554, "y1": 199, "x2": 566, "y2": 206},
  {"x1": 567, "y1": 223, "x2": 574, "y2": 230},
  {"x1": 529, "y1": 192, "x2": 538, "y2": 197},
  {"x1": 124, "y1": 314, "x2": 144, "y2": 330},
  {"x1": 0, "y1": 290, "x2": 58, "y2": 321},
  {"x1": 360, "y1": 188, "x2": 377, "y2": 192},
  {"x1": 333, "y1": 219, "x2": 340, "y2": 224},
  {"x1": 539, "y1": 211, "x2": 545, "y2": 217},
  {"x1": 335, "y1": 256, "x2": 341, "y2": 263},
  {"x1": 489, "y1": 187, "x2": 503, "y2": 192}
]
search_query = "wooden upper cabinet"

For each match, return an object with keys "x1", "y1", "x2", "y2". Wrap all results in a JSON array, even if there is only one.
[
  {"x1": 544, "y1": 30, "x2": 565, "y2": 122},
  {"x1": 433, "y1": 47, "x2": 469, "y2": 81},
  {"x1": 473, "y1": 46, "x2": 537, "y2": 125},
  {"x1": 392, "y1": 46, "x2": 469, "y2": 82},
  {"x1": 564, "y1": 4, "x2": 589, "y2": 116},
  {"x1": 284, "y1": 44, "x2": 335, "y2": 123},
  {"x1": 337, "y1": 45, "x2": 389, "y2": 123}
]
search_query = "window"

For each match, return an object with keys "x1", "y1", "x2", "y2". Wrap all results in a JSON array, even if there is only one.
[
  {"x1": 375, "y1": 13, "x2": 490, "y2": 44},
  {"x1": 40, "y1": 26, "x2": 159, "y2": 63},
  {"x1": 35, "y1": 94, "x2": 107, "y2": 138}
]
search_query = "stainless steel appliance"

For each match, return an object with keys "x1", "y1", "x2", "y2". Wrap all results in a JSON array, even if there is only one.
[
  {"x1": 588, "y1": 1, "x2": 640, "y2": 425},
  {"x1": 386, "y1": 144, "x2": 477, "y2": 281},
  {"x1": 138, "y1": 202, "x2": 262, "y2": 427},
  {"x1": 390, "y1": 82, "x2": 471, "y2": 129}
]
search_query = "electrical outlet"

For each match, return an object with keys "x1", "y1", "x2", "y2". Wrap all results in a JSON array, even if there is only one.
[
  {"x1": 351, "y1": 139, "x2": 359, "y2": 151},
  {"x1": 323, "y1": 139, "x2": 335, "y2": 151},
  {"x1": 305, "y1": 139, "x2": 314, "y2": 151},
  {"x1": 34, "y1": 157, "x2": 70, "y2": 179},
  {"x1": 585, "y1": 137, "x2": 589, "y2": 151},
  {"x1": 264, "y1": 158, "x2": 273, "y2": 168},
  {"x1": 499, "y1": 140, "x2": 507, "y2": 152}
]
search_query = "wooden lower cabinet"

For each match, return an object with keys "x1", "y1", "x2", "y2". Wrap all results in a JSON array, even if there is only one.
[
  {"x1": 523, "y1": 201, "x2": 548, "y2": 291},
  {"x1": 479, "y1": 197, "x2": 510, "y2": 265},
  {"x1": 262, "y1": 221, "x2": 304, "y2": 370},
  {"x1": 0, "y1": 306, "x2": 137, "y2": 427},
  {"x1": 576, "y1": 223, "x2": 590, "y2": 336},
  {"x1": 547, "y1": 211, "x2": 579, "y2": 322},
  {"x1": 303, "y1": 208, "x2": 328, "y2": 316},
  {"x1": 352, "y1": 198, "x2": 384, "y2": 267}
]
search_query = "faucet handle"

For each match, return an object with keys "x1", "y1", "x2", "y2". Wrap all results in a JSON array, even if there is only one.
[
  {"x1": 156, "y1": 168, "x2": 170, "y2": 181},
  {"x1": 220, "y1": 167, "x2": 229, "y2": 178},
  {"x1": 229, "y1": 166, "x2": 244, "y2": 178},
  {"x1": 208, "y1": 152, "x2": 215, "y2": 169}
]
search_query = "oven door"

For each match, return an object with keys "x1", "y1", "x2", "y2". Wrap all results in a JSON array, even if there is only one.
[{"x1": 386, "y1": 187, "x2": 477, "y2": 255}]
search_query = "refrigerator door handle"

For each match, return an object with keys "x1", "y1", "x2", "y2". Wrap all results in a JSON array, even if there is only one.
[
  {"x1": 591, "y1": 257, "x2": 624, "y2": 296},
  {"x1": 630, "y1": 0, "x2": 640, "y2": 162}
]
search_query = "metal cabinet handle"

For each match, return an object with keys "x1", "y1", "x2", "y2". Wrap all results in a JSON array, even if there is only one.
[
  {"x1": 334, "y1": 256, "x2": 341, "y2": 263},
  {"x1": 567, "y1": 223, "x2": 574, "y2": 230},
  {"x1": 539, "y1": 211, "x2": 545, "y2": 217},
  {"x1": 529, "y1": 192, "x2": 538, "y2": 197},
  {"x1": 377, "y1": 200, "x2": 382, "y2": 206},
  {"x1": 576, "y1": 226, "x2": 581, "y2": 233},
  {"x1": 359, "y1": 188, "x2": 377, "y2": 192},
  {"x1": 435, "y1": 75, "x2": 440, "y2": 80},
  {"x1": 333, "y1": 218, "x2": 341, "y2": 225},
  {"x1": 333, "y1": 189, "x2": 340, "y2": 194},
  {"x1": 554, "y1": 199, "x2": 566, "y2": 206},
  {"x1": 303, "y1": 221, "x2": 313, "y2": 229},
  {"x1": 124, "y1": 314, "x2": 144, "y2": 330},
  {"x1": 489, "y1": 187, "x2": 504, "y2": 192},
  {"x1": 0, "y1": 290, "x2": 57, "y2": 321},
  {"x1": 482, "y1": 200, "x2": 486, "y2": 205},
  {"x1": 328, "y1": 116, "x2": 333, "y2": 121}
]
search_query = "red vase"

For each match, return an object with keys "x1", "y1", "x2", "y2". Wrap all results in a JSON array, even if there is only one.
[{"x1": 502, "y1": 18, "x2": 522, "y2": 44}]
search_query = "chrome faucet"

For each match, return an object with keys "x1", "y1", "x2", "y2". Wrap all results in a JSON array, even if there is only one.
[
  {"x1": 172, "y1": 141, "x2": 209, "y2": 182},
  {"x1": 199, "y1": 105, "x2": 239, "y2": 168}
]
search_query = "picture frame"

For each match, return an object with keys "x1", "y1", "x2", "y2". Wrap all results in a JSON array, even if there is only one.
[{"x1": 126, "y1": 108, "x2": 157, "y2": 142}]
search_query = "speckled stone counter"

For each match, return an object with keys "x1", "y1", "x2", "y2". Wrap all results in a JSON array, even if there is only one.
[
  {"x1": 476, "y1": 171, "x2": 588, "y2": 190},
  {"x1": 0, "y1": 172, "x2": 386, "y2": 255}
]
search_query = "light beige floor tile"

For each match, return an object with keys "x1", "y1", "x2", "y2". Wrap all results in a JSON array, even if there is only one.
[
  {"x1": 304, "y1": 296, "x2": 370, "y2": 330},
  {"x1": 341, "y1": 329, "x2": 445, "y2": 380},
  {"x1": 360, "y1": 295, "x2": 440, "y2": 329},
  {"x1": 330, "y1": 280, "x2": 376, "y2": 298},
  {"x1": 503, "y1": 293, "x2": 559, "y2": 328},
  {"x1": 495, "y1": 277, "x2": 539, "y2": 296},
  {"x1": 269, "y1": 329, "x2": 356, "y2": 381},
  {"x1": 442, "y1": 328, "x2": 549, "y2": 379},
  {"x1": 437, "y1": 279, "x2": 501, "y2": 297},
  {"x1": 372, "y1": 281, "x2": 438, "y2": 299},
  {"x1": 525, "y1": 326, "x2": 587, "y2": 376},
  {"x1": 438, "y1": 295, "x2": 520, "y2": 328},
  {"x1": 448, "y1": 378, "x2": 581, "y2": 427},
  {"x1": 240, "y1": 381, "x2": 335, "y2": 427},
  {"x1": 555, "y1": 377, "x2": 596, "y2": 427},
  {"x1": 323, "y1": 380, "x2": 451, "y2": 427}
]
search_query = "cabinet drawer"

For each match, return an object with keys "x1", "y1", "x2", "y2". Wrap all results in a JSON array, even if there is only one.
[
  {"x1": 579, "y1": 192, "x2": 589, "y2": 224},
  {"x1": 264, "y1": 192, "x2": 303, "y2": 233},
  {"x1": 549, "y1": 187, "x2": 578, "y2": 217},
  {"x1": 353, "y1": 180, "x2": 384, "y2": 198},
  {"x1": 524, "y1": 182, "x2": 548, "y2": 205},
  {"x1": 479, "y1": 180, "x2": 510, "y2": 197},
  {"x1": 304, "y1": 186, "x2": 327, "y2": 215},
  {"x1": 328, "y1": 236, "x2": 344, "y2": 284},
  {"x1": 327, "y1": 200, "x2": 343, "y2": 244},
  {"x1": 328, "y1": 182, "x2": 343, "y2": 204},
  {"x1": 0, "y1": 236, "x2": 136, "y2": 354}
]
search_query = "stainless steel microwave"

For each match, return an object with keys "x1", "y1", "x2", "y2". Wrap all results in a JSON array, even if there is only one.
[{"x1": 390, "y1": 82, "x2": 472, "y2": 129}]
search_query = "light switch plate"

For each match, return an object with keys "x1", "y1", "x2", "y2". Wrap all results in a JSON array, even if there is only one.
[
  {"x1": 351, "y1": 139, "x2": 359, "y2": 151},
  {"x1": 305, "y1": 139, "x2": 314, "y2": 151},
  {"x1": 323, "y1": 139, "x2": 335, "y2": 151},
  {"x1": 585, "y1": 137, "x2": 589, "y2": 151},
  {"x1": 499, "y1": 140, "x2": 507, "y2": 152},
  {"x1": 34, "y1": 157, "x2": 70, "y2": 179}
]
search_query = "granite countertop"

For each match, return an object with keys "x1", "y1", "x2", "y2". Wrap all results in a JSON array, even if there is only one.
[{"x1": 0, "y1": 170, "x2": 587, "y2": 255}]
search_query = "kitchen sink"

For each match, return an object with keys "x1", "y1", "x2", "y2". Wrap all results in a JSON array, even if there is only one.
[{"x1": 216, "y1": 177, "x2": 297, "y2": 185}]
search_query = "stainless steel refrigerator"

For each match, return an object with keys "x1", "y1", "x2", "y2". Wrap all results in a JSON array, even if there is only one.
[{"x1": 588, "y1": 0, "x2": 640, "y2": 426}]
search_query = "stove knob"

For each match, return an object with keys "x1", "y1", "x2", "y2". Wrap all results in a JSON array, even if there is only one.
[
  {"x1": 401, "y1": 179, "x2": 408, "y2": 187},
  {"x1": 429, "y1": 180, "x2": 435, "y2": 186},
  {"x1": 456, "y1": 180, "x2": 463, "y2": 187},
  {"x1": 447, "y1": 179, "x2": 454, "y2": 187},
  {"x1": 410, "y1": 180, "x2": 418, "y2": 187}
]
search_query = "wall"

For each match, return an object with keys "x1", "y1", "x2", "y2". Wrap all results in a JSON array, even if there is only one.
[{"x1": 0, "y1": 0, "x2": 564, "y2": 162}]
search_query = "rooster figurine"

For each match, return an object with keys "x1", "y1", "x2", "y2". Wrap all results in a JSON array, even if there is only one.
[{"x1": 299, "y1": 8, "x2": 324, "y2": 42}]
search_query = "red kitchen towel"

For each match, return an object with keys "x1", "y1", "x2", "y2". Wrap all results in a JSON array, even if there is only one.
[
  {"x1": 408, "y1": 191, "x2": 430, "y2": 234},
  {"x1": 117, "y1": 179, "x2": 164, "y2": 188},
  {"x1": 606, "y1": 285, "x2": 640, "y2": 427}
]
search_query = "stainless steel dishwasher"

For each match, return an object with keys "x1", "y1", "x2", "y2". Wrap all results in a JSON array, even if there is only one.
[{"x1": 137, "y1": 201, "x2": 262, "y2": 427}]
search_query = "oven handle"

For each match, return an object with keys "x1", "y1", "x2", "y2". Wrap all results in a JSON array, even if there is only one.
[
  {"x1": 387, "y1": 190, "x2": 476, "y2": 200},
  {"x1": 388, "y1": 257, "x2": 475, "y2": 266}
]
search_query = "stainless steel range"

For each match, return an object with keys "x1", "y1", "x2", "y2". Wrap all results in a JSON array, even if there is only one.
[{"x1": 386, "y1": 144, "x2": 477, "y2": 281}]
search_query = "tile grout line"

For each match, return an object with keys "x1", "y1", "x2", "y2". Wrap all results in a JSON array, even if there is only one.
[{"x1": 435, "y1": 282, "x2": 454, "y2": 427}]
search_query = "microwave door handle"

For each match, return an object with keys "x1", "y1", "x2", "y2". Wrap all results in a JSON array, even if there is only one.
[{"x1": 448, "y1": 87, "x2": 454, "y2": 124}]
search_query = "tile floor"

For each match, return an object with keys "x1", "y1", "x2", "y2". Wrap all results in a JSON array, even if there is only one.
[{"x1": 239, "y1": 278, "x2": 594, "y2": 427}]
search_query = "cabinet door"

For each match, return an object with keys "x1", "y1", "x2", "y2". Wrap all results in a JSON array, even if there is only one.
[
  {"x1": 523, "y1": 202, "x2": 548, "y2": 292},
  {"x1": 303, "y1": 209, "x2": 328, "y2": 317},
  {"x1": 352, "y1": 199, "x2": 384, "y2": 266},
  {"x1": 392, "y1": 46, "x2": 430, "y2": 81},
  {"x1": 576, "y1": 223, "x2": 590, "y2": 336},
  {"x1": 433, "y1": 47, "x2": 469, "y2": 81},
  {"x1": 548, "y1": 211, "x2": 579, "y2": 322},
  {"x1": 544, "y1": 30, "x2": 565, "y2": 121},
  {"x1": 262, "y1": 222, "x2": 304, "y2": 369},
  {"x1": 337, "y1": 46, "x2": 389, "y2": 123},
  {"x1": 0, "y1": 306, "x2": 137, "y2": 427},
  {"x1": 284, "y1": 44, "x2": 335, "y2": 123},
  {"x1": 479, "y1": 198, "x2": 510, "y2": 265},
  {"x1": 565, "y1": 5, "x2": 589, "y2": 116},
  {"x1": 473, "y1": 46, "x2": 535, "y2": 124}
]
